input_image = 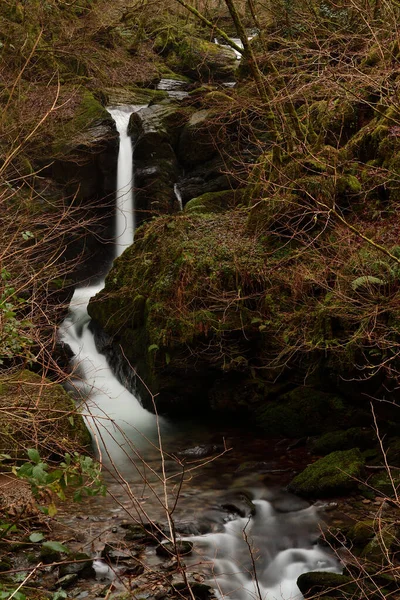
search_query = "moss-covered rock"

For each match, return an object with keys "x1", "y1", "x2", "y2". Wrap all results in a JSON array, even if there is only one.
[
  {"x1": 0, "y1": 370, "x2": 91, "y2": 459},
  {"x1": 288, "y1": 449, "x2": 365, "y2": 497},
  {"x1": 310, "y1": 427, "x2": 376, "y2": 455},
  {"x1": 297, "y1": 572, "x2": 357, "y2": 598},
  {"x1": 184, "y1": 189, "x2": 248, "y2": 214},
  {"x1": 254, "y1": 387, "x2": 361, "y2": 438},
  {"x1": 154, "y1": 28, "x2": 237, "y2": 81}
]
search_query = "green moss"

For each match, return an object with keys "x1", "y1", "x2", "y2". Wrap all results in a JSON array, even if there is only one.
[
  {"x1": 297, "y1": 572, "x2": 357, "y2": 598},
  {"x1": 255, "y1": 387, "x2": 353, "y2": 438},
  {"x1": 310, "y1": 428, "x2": 375, "y2": 455},
  {"x1": 288, "y1": 449, "x2": 365, "y2": 497},
  {"x1": 346, "y1": 520, "x2": 375, "y2": 548},
  {"x1": 185, "y1": 189, "x2": 247, "y2": 214}
]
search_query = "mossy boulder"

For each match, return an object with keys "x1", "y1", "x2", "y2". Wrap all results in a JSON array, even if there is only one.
[
  {"x1": 297, "y1": 572, "x2": 357, "y2": 598},
  {"x1": 288, "y1": 449, "x2": 365, "y2": 497},
  {"x1": 154, "y1": 28, "x2": 237, "y2": 81},
  {"x1": 254, "y1": 387, "x2": 360, "y2": 438},
  {"x1": 0, "y1": 370, "x2": 91, "y2": 459},
  {"x1": 129, "y1": 102, "x2": 192, "y2": 152},
  {"x1": 177, "y1": 109, "x2": 219, "y2": 168},
  {"x1": 184, "y1": 189, "x2": 248, "y2": 214},
  {"x1": 310, "y1": 427, "x2": 376, "y2": 455}
]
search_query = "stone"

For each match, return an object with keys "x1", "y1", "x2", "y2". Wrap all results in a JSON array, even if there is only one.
[
  {"x1": 177, "y1": 110, "x2": 218, "y2": 168},
  {"x1": 288, "y1": 449, "x2": 365, "y2": 498},
  {"x1": 297, "y1": 572, "x2": 357, "y2": 598},
  {"x1": 59, "y1": 553, "x2": 95, "y2": 578},
  {"x1": 56, "y1": 573, "x2": 79, "y2": 589},
  {"x1": 156, "y1": 541, "x2": 193, "y2": 558}
]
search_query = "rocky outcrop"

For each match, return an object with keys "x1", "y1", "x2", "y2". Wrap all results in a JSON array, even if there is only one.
[{"x1": 154, "y1": 29, "x2": 238, "y2": 81}]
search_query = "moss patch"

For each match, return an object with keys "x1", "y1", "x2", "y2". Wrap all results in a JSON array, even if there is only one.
[{"x1": 288, "y1": 449, "x2": 365, "y2": 497}]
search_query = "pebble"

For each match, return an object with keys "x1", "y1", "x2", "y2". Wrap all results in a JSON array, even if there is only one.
[{"x1": 362, "y1": 499, "x2": 371, "y2": 504}]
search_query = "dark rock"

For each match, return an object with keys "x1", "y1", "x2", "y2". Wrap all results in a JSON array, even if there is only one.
[
  {"x1": 297, "y1": 572, "x2": 356, "y2": 598},
  {"x1": 129, "y1": 102, "x2": 191, "y2": 151},
  {"x1": 177, "y1": 444, "x2": 221, "y2": 459},
  {"x1": 59, "y1": 553, "x2": 95, "y2": 578},
  {"x1": 56, "y1": 573, "x2": 79, "y2": 589},
  {"x1": 266, "y1": 491, "x2": 310, "y2": 513},
  {"x1": 310, "y1": 427, "x2": 376, "y2": 455},
  {"x1": 121, "y1": 563, "x2": 145, "y2": 577},
  {"x1": 122, "y1": 522, "x2": 164, "y2": 544},
  {"x1": 172, "y1": 582, "x2": 214, "y2": 600},
  {"x1": 177, "y1": 110, "x2": 218, "y2": 168},
  {"x1": 255, "y1": 387, "x2": 368, "y2": 438},
  {"x1": 288, "y1": 449, "x2": 365, "y2": 498},
  {"x1": 156, "y1": 541, "x2": 193, "y2": 558},
  {"x1": 101, "y1": 544, "x2": 137, "y2": 563},
  {"x1": 220, "y1": 492, "x2": 256, "y2": 518}
]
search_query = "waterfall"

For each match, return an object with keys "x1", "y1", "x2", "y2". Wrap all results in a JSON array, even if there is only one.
[
  {"x1": 109, "y1": 106, "x2": 136, "y2": 256},
  {"x1": 174, "y1": 183, "x2": 183, "y2": 211},
  {"x1": 58, "y1": 104, "x2": 341, "y2": 600},
  {"x1": 59, "y1": 105, "x2": 162, "y2": 467}
]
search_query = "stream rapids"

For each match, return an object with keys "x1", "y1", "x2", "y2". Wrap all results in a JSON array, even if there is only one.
[{"x1": 59, "y1": 99, "x2": 341, "y2": 600}]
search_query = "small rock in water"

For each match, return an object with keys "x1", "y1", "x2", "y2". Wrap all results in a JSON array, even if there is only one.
[
  {"x1": 56, "y1": 573, "x2": 79, "y2": 589},
  {"x1": 177, "y1": 444, "x2": 222, "y2": 459},
  {"x1": 156, "y1": 541, "x2": 193, "y2": 558}
]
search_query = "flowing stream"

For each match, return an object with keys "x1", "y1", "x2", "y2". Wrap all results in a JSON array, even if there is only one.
[{"x1": 59, "y1": 105, "x2": 341, "y2": 600}]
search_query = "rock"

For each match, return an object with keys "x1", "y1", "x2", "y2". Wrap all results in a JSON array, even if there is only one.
[
  {"x1": 310, "y1": 427, "x2": 376, "y2": 455},
  {"x1": 177, "y1": 110, "x2": 218, "y2": 168},
  {"x1": 255, "y1": 387, "x2": 367, "y2": 438},
  {"x1": 121, "y1": 563, "x2": 145, "y2": 577},
  {"x1": 288, "y1": 449, "x2": 365, "y2": 498},
  {"x1": 154, "y1": 29, "x2": 237, "y2": 81},
  {"x1": 102, "y1": 87, "x2": 167, "y2": 106},
  {"x1": 135, "y1": 158, "x2": 179, "y2": 223},
  {"x1": 177, "y1": 444, "x2": 221, "y2": 459},
  {"x1": 172, "y1": 582, "x2": 214, "y2": 600},
  {"x1": 56, "y1": 573, "x2": 79, "y2": 589},
  {"x1": 122, "y1": 522, "x2": 164, "y2": 545},
  {"x1": 101, "y1": 544, "x2": 137, "y2": 563},
  {"x1": 345, "y1": 520, "x2": 374, "y2": 548},
  {"x1": 156, "y1": 541, "x2": 193, "y2": 558},
  {"x1": 297, "y1": 572, "x2": 356, "y2": 598},
  {"x1": 59, "y1": 553, "x2": 95, "y2": 578},
  {"x1": 177, "y1": 158, "x2": 235, "y2": 205},
  {"x1": 184, "y1": 189, "x2": 248, "y2": 214},
  {"x1": 129, "y1": 102, "x2": 192, "y2": 151},
  {"x1": 220, "y1": 492, "x2": 256, "y2": 518},
  {"x1": 266, "y1": 491, "x2": 310, "y2": 513}
]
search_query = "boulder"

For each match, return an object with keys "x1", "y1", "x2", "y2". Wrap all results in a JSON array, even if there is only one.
[
  {"x1": 297, "y1": 572, "x2": 357, "y2": 598},
  {"x1": 177, "y1": 110, "x2": 218, "y2": 168},
  {"x1": 129, "y1": 101, "x2": 192, "y2": 151},
  {"x1": 154, "y1": 29, "x2": 238, "y2": 81},
  {"x1": 288, "y1": 449, "x2": 365, "y2": 498},
  {"x1": 254, "y1": 387, "x2": 368, "y2": 438}
]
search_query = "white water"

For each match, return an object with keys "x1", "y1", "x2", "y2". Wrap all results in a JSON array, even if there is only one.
[
  {"x1": 185, "y1": 499, "x2": 340, "y2": 600},
  {"x1": 59, "y1": 104, "x2": 341, "y2": 599},
  {"x1": 60, "y1": 106, "x2": 162, "y2": 469},
  {"x1": 174, "y1": 183, "x2": 183, "y2": 211}
]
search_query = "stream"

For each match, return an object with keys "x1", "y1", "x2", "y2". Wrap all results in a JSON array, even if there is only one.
[{"x1": 58, "y1": 99, "x2": 341, "y2": 600}]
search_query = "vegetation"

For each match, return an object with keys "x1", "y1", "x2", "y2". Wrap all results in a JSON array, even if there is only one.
[{"x1": 1, "y1": 0, "x2": 400, "y2": 599}]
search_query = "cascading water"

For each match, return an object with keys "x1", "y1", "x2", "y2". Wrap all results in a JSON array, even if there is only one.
[
  {"x1": 59, "y1": 104, "x2": 341, "y2": 600},
  {"x1": 174, "y1": 183, "x2": 183, "y2": 211},
  {"x1": 59, "y1": 105, "x2": 161, "y2": 467}
]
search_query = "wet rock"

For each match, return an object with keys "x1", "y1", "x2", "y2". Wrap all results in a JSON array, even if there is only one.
[
  {"x1": 177, "y1": 444, "x2": 221, "y2": 459},
  {"x1": 121, "y1": 563, "x2": 145, "y2": 577},
  {"x1": 220, "y1": 492, "x2": 256, "y2": 518},
  {"x1": 59, "y1": 552, "x2": 95, "y2": 578},
  {"x1": 156, "y1": 541, "x2": 193, "y2": 558},
  {"x1": 288, "y1": 449, "x2": 365, "y2": 498},
  {"x1": 122, "y1": 522, "x2": 165, "y2": 545},
  {"x1": 266, "y1": 491, "x2": 310, "y2": 513},
  {"x1": 129, "y1": 102, "x2": 191, "y2": 151},
  {"x1": 172, "y1": 582, "x2": 214, "y2": 600},
  {"x1": 56, "y1": 573, "x2": 79, "y2": 589},
  {"x1": 297, "y1": 572, "x2": 356, "y2": 598},
  {"x1": 177, "y1": 158, "x2": 234, "y2": 205},
  {"x1": 101, "y1": 544, "x2": 137, "y2": 563}
]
